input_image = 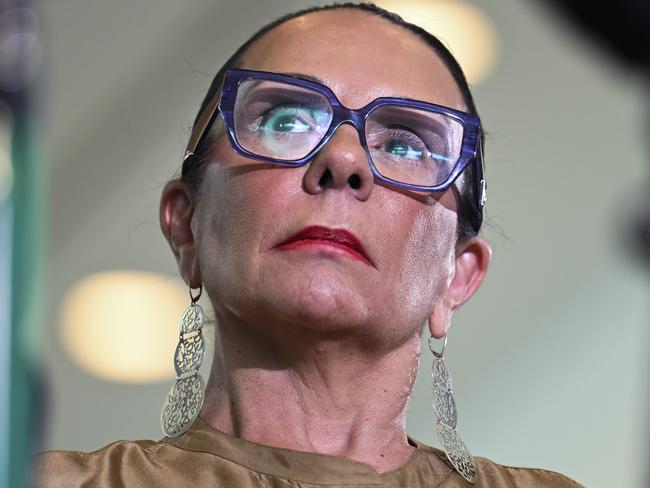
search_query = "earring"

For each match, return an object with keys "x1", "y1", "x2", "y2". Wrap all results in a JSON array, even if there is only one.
[
  {"x1": 161, "y1": 285, "x2": 206, "y2": 437},
  {"x1": 429, "y1": 334, "x2": 477, "y2": 484}
]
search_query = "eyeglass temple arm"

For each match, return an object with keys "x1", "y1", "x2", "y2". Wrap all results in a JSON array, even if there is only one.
[
  {"x1": 184, "y1": 88, "x2": 222, "y2": 163},
  {"x1": 476, "y1": 134, "x2": 487, "y2": 209}
]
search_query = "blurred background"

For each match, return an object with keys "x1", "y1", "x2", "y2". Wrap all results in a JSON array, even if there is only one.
[{"x1": 2, "y1": 0, "x2": 648, "y2": 487}]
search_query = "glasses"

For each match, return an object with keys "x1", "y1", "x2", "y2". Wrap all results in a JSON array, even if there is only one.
[{"x1": 183, "y1": 68, "x2": 486, "y2": 209}]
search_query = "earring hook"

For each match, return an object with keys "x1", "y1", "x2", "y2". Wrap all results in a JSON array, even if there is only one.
[
  {"x1": 189, "y1": 284, "x2": 202, "y2": 304},
  {"x1": 428, "y1": 334, "x2": 447, "y2": 359}
]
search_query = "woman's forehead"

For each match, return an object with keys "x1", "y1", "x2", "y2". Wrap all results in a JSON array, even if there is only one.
[{"x1": 237, "y1": 10, "x2": 465, "y2": 111}]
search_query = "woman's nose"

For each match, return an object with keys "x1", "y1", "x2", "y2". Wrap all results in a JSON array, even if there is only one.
[{"x1": 302, "y1": 124, "x2": 374, "y2": 201}]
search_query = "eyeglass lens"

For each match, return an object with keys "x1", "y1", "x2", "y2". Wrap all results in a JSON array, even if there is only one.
[{"x1": 232, "y1": 79, "x2": 465, "y2": 187}]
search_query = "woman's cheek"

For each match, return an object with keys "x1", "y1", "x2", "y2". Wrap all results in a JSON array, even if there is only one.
[
  {"x1": 196, "y1": 163, "x2": 292, "y2": 293},
  {"x1": 393, "y1": 203, "x2": 457, "y2": 319}
]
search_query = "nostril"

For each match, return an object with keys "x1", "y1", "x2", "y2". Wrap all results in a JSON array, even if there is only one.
[
  {"x1": 348, "y1": 174, "x2": 361, "y2": 190},
  {"x1": 319, "y1": 169, "x2": 333, "y2": 188}
]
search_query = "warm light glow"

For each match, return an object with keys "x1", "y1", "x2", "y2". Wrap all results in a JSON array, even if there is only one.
[
  {"x1": 59, "y1": 271, "x2": 189, "y2": 383},
  {"x1": 375, "y1": 0, "x2": 498, "y2": 85}
]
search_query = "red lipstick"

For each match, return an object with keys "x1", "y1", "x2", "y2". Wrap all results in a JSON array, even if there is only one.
[{"x1": 275, "y1": 225, "x2": 374, "y2": 267}]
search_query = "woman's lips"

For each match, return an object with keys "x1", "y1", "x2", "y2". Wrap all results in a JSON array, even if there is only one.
[{"x1": 274, "y1": 225, "x2": 374, "y2": 267}]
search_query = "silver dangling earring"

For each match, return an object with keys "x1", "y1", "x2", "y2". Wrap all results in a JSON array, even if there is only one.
[
  {"x1": 429, "y1": 334, "x2": 477, "y2": 484},
  {"x1": 161, "y1": 285, "x2": 206, "y2": 437}
]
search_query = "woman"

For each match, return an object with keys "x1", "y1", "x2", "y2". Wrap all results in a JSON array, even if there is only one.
[{"x1": 36, "y1": 3, "x2": 583, "y2": 487}]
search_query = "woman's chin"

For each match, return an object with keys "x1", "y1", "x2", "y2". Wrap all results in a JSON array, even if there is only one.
[
  {"x1": 212, "y1": 260, "x2": 396, "y2": 337},
  {"x1": 270, "y1": 279, "x2": 372, "y2": 332}
]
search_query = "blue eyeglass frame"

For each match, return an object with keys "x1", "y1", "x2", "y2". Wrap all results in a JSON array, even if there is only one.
[{"x1": 183, "y1": 68, "x2": 486, "y2": 225}]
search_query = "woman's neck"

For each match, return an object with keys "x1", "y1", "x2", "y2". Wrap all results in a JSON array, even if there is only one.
[{"x1": 199, "y1": 313, "x2": 422, "y2": 473}]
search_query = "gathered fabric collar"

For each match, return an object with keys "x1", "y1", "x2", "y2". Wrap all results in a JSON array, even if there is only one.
[{"x1": 161, "y1": 416, "x2": 455, "y2": 485}]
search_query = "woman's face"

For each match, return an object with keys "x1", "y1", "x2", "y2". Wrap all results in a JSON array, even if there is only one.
[{"x1": 185, "y1": 10, "x2": 473, "y2": 347}]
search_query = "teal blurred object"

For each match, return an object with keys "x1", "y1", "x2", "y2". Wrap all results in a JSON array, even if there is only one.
[
  {"x1": 0, "y1": 3, "x2": 43, "y2": 486},
  {"x1": 5, "y1": 108, "x2": 42, "y2": 488},
  {"x1": 0, "y1": 163, "x2": 12, "y2": 484},
  {"x1": 0, "y1": 109, "x2": 42, "y2": 488}
]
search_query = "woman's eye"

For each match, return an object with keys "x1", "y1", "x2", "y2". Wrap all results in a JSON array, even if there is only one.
[
  {"x1": 384, "y1": 139, "x2": 424, "y2": 159},
  {"x1": 258, "y1": 106, "x2": 313, "y2": 133},
  {"x1": 379, "y1": 128, "x2": 429, "y2": 161}
]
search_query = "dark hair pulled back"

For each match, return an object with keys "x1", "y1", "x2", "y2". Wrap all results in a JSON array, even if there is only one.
[{"x1": 182, "y1": 2, "x2": 484, "y2": 241}]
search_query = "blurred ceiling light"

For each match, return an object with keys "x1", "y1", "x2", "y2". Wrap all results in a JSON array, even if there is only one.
[
  {"x1": 375, "y1": 0, "x2": 498, "y2": 85},
  {"x1": 59, "y1": 271, "x2": 189, "y2": 383}
]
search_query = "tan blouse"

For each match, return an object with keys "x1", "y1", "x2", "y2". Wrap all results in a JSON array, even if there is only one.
[{"x1": 34, "y1": 417, "x2": 583, "y2": 487}]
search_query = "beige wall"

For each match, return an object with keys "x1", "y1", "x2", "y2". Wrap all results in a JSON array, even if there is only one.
[{"x1": 39, "y1": 1, "x2": 649, "y2": 487}]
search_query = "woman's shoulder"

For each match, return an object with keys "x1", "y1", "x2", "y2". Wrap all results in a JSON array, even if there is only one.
[
  {"x1": 32, "y1": 438, "x2": 209, "y2": 488},
  {"x1": 472, "y1": 455, "x2": 584, "y2": 487},
  {"x1": 33, "y1": 439, "x2": 158, "y2": 487},
  {"x1": 413, "y1": 440, "x2": 584, "y2": 487}
]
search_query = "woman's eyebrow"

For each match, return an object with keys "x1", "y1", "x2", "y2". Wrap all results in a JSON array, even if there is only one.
[
  {"x1": 279, "y1": 72, "x2": 416, "y2": 100},
  {"x1": 282, "y1": 71, "x2": 326, "y2": 84}
]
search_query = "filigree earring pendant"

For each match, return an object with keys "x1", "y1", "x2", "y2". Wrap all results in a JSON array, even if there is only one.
[
  {"x1": 161, "y1": 285, "x2": 206, "y2": 437},
  {"x1": 429, "y1": 335, "x2": 477, "y2": 484}
]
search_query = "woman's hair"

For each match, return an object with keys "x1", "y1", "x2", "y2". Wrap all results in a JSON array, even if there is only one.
[{"x1": 182, "y1": 2, "x2": 484, "y2": 241}]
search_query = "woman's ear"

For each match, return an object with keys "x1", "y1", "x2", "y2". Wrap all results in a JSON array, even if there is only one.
[
  {"x1": 428, "y1": 236, "x2": 491, "y2": 338},
  {"x1": 159, "y1": 179, "x2": 202, "y2": 287}
]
